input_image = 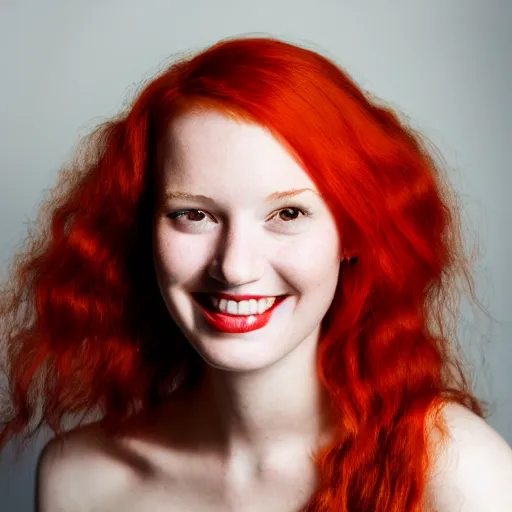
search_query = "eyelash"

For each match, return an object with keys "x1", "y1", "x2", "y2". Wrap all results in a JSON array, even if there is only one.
[{"x1": 167, "y1": 206, "x2": 312, "y2": 224}]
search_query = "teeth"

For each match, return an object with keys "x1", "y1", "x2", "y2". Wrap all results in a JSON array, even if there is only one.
[
  {"x1": 226, "y1": 299, "x2": 237, "y2": 315},
  {"x1": 249, "y1": 299, "x2": 258, "y2": 314},
  {"x1": 210, "y1": 296, "x2": 277, "y2": 316},
  {"x1": 238, "y1": 300, "x2": 250, "y2": 315}
]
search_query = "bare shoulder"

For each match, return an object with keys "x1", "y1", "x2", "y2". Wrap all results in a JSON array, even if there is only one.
[
  {"x1": 36, "y1": 422, "x2": 143, "y2": 512},
  {"x1": 425, "y1": 402, "x2": 512, "y2": 512}
]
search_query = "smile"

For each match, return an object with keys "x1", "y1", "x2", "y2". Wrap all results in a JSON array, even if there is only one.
[{"x1": 192, "y1": 293, "x2": 289, "y2": 333}]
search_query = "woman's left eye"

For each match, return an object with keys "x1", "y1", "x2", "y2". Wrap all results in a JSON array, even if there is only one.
[
  {"x1": 270, "y1": 207, "x2": 309, "y2": 222},
  {"x1": 272, "y1": 207, "x2": 307, "y2": 222}
]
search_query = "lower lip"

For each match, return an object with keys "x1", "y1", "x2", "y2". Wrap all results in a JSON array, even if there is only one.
[{"x1": 193, "y1": 296, "x2": 288, "y2": 334}]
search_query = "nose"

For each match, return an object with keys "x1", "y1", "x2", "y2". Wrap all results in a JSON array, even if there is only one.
[{"x1": 208, "y1": 224, "x2": 264, "y2": 287}]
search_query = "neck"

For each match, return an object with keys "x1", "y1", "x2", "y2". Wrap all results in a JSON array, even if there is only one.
[{"x1": 186, "y1": 329, "x2": 334, "y2": 462}]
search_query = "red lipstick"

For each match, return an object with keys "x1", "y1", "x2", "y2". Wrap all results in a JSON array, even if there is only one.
[
  {"x1": 192, "y1": 293, "x2": 288, "y2": 334},
  {"x1": 213, "y1": 292, "x2": 277, "y2": 301}
]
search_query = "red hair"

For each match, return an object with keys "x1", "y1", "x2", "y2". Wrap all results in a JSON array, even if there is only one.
[{"x1": 0, "y1": 35, "x2": 491, "y2": 511}]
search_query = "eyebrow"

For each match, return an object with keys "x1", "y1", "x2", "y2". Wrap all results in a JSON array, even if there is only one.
[{"x1": 163, "y1": 188, "x2": 318, "y2": 203}]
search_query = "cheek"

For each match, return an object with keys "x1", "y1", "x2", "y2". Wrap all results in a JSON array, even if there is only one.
[
  {"x1": 277, "y1": 225, "x2": 340, "y2": 284},
  {"x1": 152, "y1": 230, "x2": 208, "y2": 286}
]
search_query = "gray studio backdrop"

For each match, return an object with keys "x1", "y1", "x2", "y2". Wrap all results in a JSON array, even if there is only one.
[{"x1": 1, "y1": 1, "x2": 510, "y2": 510}]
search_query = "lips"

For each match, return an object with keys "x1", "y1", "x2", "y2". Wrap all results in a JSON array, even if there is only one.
[
  {"x1": 194, "y1": 292, "x2": 284, "y2": 302},
  {"x1": 191, "y1": 293, "x2": 289, "y2": 333},
  {"x1": 192, "y1": 293, "x2": 286, "y2": 311}
]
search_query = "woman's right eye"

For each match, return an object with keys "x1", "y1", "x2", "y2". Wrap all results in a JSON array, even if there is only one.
[{"x1": 167, "y1": 209, "x2": 209, "y2": 222}]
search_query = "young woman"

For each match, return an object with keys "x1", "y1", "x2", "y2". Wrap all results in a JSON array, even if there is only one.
[{"x1": 1, "y1": 36, "x2": 511, "y2": 511}]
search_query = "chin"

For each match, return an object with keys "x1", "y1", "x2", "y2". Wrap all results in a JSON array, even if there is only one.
[{"x1": 185, "y1": 329, "x2": 294, "y2": 374}]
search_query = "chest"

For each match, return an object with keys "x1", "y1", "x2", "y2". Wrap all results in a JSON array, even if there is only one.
[
  {"x1": 106, "y1": 426, "x2": 321, "y2": 511},
  {"x1": 107, "y1": 448, "x2": 319, "y2": 512},
  {"x1": 109, "y1": 480, "x2": 313, "y2": 512}
]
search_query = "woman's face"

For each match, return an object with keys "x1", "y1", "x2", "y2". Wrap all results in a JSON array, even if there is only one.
[{"x1": 152, "y1": 109, "x2": 341, "y2": 372}]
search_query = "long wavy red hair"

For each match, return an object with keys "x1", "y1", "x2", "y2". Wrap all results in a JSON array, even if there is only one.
[{"x1": 0, "y1": 35, "x2": 491, "y2": 511}]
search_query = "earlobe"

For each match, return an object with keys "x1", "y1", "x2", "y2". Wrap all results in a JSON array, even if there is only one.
[{"x1": 341, "y1": 253, "x2": 358, "y2": 265}]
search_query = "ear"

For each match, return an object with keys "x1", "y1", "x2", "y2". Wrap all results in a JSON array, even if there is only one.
[{"x1": 341, "y1": 252, "x2": 358, "y2": 265}]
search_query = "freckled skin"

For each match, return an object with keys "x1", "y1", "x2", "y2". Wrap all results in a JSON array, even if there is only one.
[{"x1": 152, "y1": 110, "x2": 342, "y2": 373}]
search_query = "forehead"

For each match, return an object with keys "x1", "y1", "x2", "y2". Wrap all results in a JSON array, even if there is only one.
[{"x1": 158, "y1": 110, "x2": 318, "y2": 198}]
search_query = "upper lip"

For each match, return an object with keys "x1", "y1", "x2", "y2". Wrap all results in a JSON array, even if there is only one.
[{"x1": 193, "y1": 292, "x2": 286, "y2": 301}]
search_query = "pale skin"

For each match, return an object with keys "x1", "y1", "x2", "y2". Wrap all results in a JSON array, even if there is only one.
[{"x1": 36, "y1": 110, "x2": 512, "y2": 511}]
